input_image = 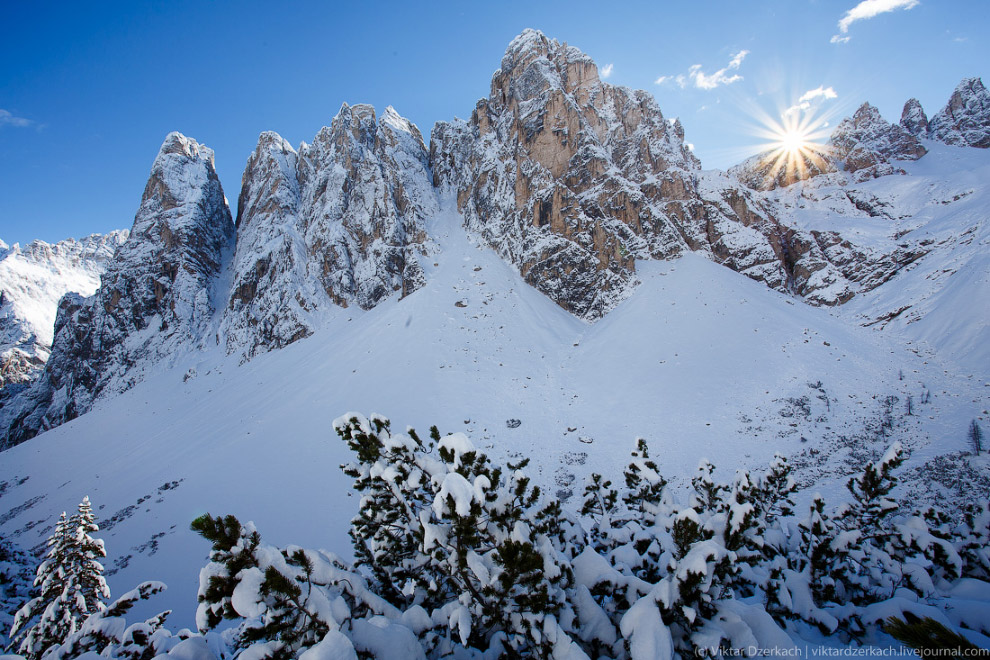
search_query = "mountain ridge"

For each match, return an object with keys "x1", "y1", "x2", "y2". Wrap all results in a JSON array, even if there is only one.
[{"x1": 1, "y1": 30, "x2": 987, "y2": 449}]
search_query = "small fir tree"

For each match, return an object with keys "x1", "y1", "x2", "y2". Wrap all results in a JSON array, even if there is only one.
[
  {"x1": 969, "y1": 419, "x2": 984, "y2": 455},
  {"x1": 9, "y1": 497, "x2": 110, "y2": 659}
]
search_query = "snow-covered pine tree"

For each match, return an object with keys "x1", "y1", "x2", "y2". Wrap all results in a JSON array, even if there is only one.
[
  {"x1": 8, "y1": 497, "x2": 110, "y2": 660},
  {"x1": 763, "y1": 493, "x2": 841, "y2": 634},
  {"x1": 580, "y1": 473, "x2": 619, "y2": 552},
  {"x1": 335, "y1": 413, "x2": 437, "y2": 609},
  {"x1": 423, "y1": 428, "x2": 576, "y2": 657},
  {"x1": 42, "y1": 581, "x2": 179, "y2": 660},
  {"x1": 622, "y1": 439, "x2": 667, "y2": 520},
  {"x1": 829, "y1": 443, "x2": 907, "y2": 612},
  {"x1": 0, "y1": 535, "x2": 34, "y2": 648},
  {"x1": 191, "y1": 513, "x2": 397, "y2": 660},
  {"x1": 958, "y1": 500, "x2": 990, "y2": 580}
]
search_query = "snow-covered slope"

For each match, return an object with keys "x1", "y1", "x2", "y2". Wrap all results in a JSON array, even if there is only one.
[
  {"x1": 0, "y1": 197, "x2": 985, "y2": 631},
  {"x1": 0, "y1": 232, "x2": 127, "y2": 388}
]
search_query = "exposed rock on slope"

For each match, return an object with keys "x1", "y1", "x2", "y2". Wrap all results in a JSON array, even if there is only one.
[
  {"x1": 828, "y1": 103, "x2": 927, "y2": 181},
  {"x1": 0, "y1": 232, "x2": 127, "y2": 389},
  {"x1": 221, "y1": 104, "x2": 435, "y2": 358},
  {"x1": 929, "y1": 77, "x2": 990, "y2": 148},
  {"x1": 1, "y1": 133, "x2": 235, "y2": 447}
]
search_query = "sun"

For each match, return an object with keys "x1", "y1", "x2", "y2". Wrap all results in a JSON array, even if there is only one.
[
  {"x1": 778, "y1": 127, "x2": 811, "y2": 155},
  {"x1": 744, "y1": 107, "x2": 834, "y2": 188}
]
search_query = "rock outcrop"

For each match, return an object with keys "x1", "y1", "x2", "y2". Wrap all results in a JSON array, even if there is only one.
[
  {"x1": 1, "y1": 133, "x2": 235, "y2": 447},
  {"x1": 0, "y1": 232, "x2": 127, "y2": 390},
  {"x1": 221, "y1": 104, "x2": 435, "y2": 358},
  {"x1": 929, "y1": 77, "x2": 990, "y2": 148},
  {"x1": 900, "y1": 98, "x2": 929, "y2": 138},
  {"x1": 828, "y1": 103, "x2": 927, "y2": 181}
]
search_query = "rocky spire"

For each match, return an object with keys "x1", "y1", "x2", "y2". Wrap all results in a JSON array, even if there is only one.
[
  {"x1": 221, "y1": 104, "x2": 435, "y2": 359},
  {"x1": 900, "y1": 98, "x2": 928, "y2": 138},
  {"x1": 2, "y1": 133, "x2": 235, "y2": 447},
  {"x1": 297, "y1": 103, "x2": 434, "y2": 312},
  {"x1": 929, "y1": 77, "x2": 990, "y2": 148},
  {"x1": 220, "y1": 131, "x2": 311, "y2": 358}
]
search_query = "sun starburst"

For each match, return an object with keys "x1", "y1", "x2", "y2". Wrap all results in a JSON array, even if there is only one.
[{"x1": 749, "y1": 108, "x2": 833, "y2": 188}]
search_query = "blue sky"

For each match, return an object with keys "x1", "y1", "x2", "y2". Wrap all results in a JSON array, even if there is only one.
[{"x1": 1, "y1": 0, "x2": 986, "y2": 245}]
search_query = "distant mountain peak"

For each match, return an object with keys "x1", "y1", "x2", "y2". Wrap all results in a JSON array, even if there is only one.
[{"x1": 929, "y1": 76, "x2": 990, "y2": 148}]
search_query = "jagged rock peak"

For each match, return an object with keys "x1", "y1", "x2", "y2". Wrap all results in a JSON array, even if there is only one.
[
  {"x1": 221, "y1": 103, "x2": 436, "y2": 359},
  {"x1": 493, "y1": 29, "x2": 599, "y2": 104},
  {"x1": 1, "y1": 132, "x2": 235, "y2": 448},
  {"x1": 900, "y1": 98, "x2": 928, "y2": 138},
  {"x1": 829, "y1": 102, "x2": 926, "y2": 181},
  {"x1": 431, "y1": 29, "x2": 721, "y2": 319},
  {"x1": 929, "y1": 77, "x2": 990, "y2": 148}
]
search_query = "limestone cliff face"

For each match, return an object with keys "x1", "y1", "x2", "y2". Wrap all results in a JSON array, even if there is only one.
[
  {"x1": 221, "y1": 104, "x2": 435, "y2": 358},
  {"x1": 1, "y1": 133, "x2": 235, "y2": 447}
]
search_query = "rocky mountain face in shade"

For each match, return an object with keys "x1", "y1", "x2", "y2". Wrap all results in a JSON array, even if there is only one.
[
  {"x1": 928, "y1": 77, "x2": 990, "y2": 148},
  {"x1": 220, "y1": 104, "x2": 436, "y2": 359},
  {"x1": 1, "y1": 133, "x2": 235, "y2": 447},
  {"x1": 828, "y1": 103, "x2": 928, "y2": 181},
  {"x1": 0, "y1": 231, "x2": 127, "y2": 389}
]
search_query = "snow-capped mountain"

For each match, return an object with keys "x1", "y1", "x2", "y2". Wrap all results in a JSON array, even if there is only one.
[
  {"x1": 221, "y1": 104, "x2": 435, "y2": 360},
  {"x1": 0, "y1": 231, "x2": 127, "y2": 389},
  {"x1": 1, "y1": 31, "x2": 987, "y2": 453},
  {"x1": 1, "y1": 133, "x2": 233, "y2": 447},
  {"x1": 828, "y1": 102, "x2": 927, "y2": 180},
  {"x1": 0, "y1": 29, "x2": 988, "y2": 652}
]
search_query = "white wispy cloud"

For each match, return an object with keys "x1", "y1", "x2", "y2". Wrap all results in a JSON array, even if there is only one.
[
  {"x1": 655, "y1": 50, "x2": 750, "y2": 91},
  {"x1": 785, "y1": 86, "x2": 838, "y2": 116},
  {"x1": 800, "y1": 86, "x2": 838, "y2": 103},
  {"x1": 601, "y1": 63, "x2": 614, "y2": 79},
  {"x1": 0, "y1": 109, "x2": 34, "y2": 128},
  {"x1": 832, "y1": 0, "x2": 919, "y2": 43}
]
